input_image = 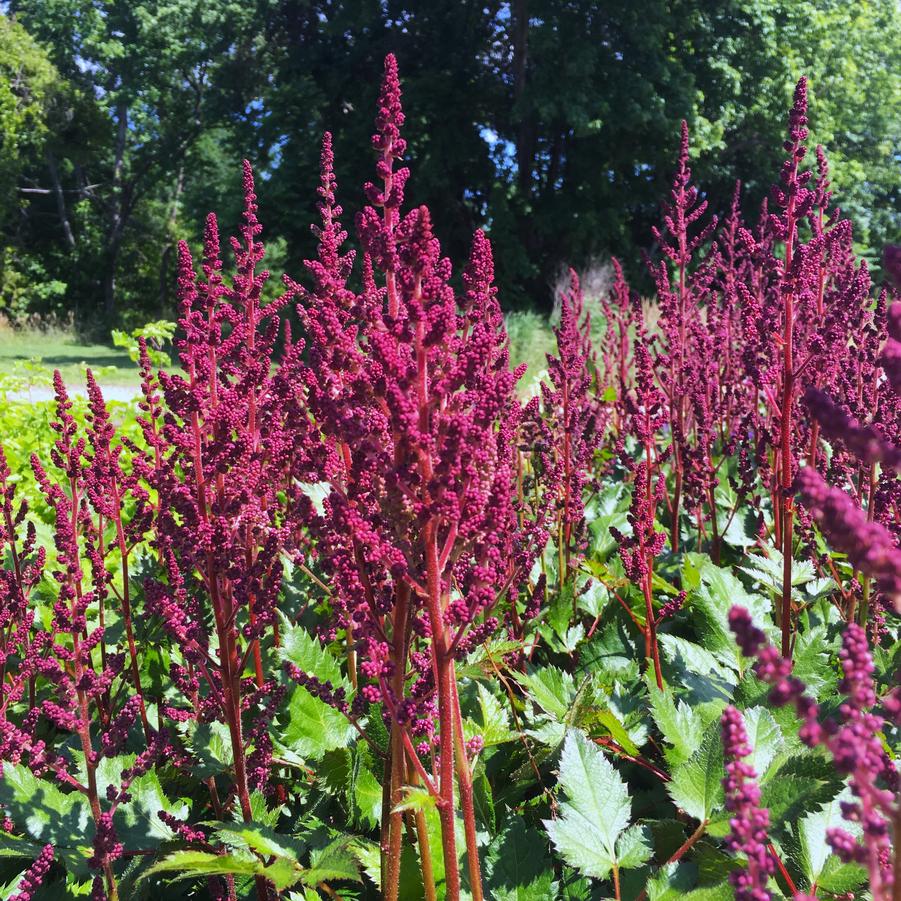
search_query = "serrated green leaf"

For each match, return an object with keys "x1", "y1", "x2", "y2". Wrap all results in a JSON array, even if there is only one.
[
  {"x1": 615, "y1": 824, "x2": 652, "y2": 868},
  {"x1": 594, "y1": 709, "x2": 640, "y2": 757},
  {"x1": 645, "y1": 676, "x2": 704, "y2": 765},
  {"x1": 303, "y1": 836, "x2": 361, "y2": 886},
  {"x1": 513, "y1": 666, "x2": 576, "y2": 720},
  {"x1": 645, "y1": 862, "x2": 734, "y2": 900},
  {"x1": 139, "y1": 849, "x2": 266, "y2": 884},
  {"x1": 739, "y1": 548, "x2": 814, "y2": 594},
  {"x1": 209, "y1": 822, "x2": 306, "y2": 861},
  {"x1": 741, "y1": 707, "x2": 783, "y2": 778},
  {"x1": 185, "y1": 720, "x2": 233, "y2": 778},
  {"x1": 693, "y1": 561, "x2": 771, "y2": 660},
  {"x1": 391, "y1": 786, "x2": 436, "y2": 814},
  {"x1": 645, "y1": 861, "x2": 697, "y2": 900},
  {"x1": 0, "y1": 763, "x2": 92, "y2": 856},
  {"x1": 485, "y1": 819, "x2": 555, "y2": 900},
  {"x1": 788, "y1": 786, "x2": 865, "y2": 891},
  {"x1": 658, "y1": 634, "x2": 736, "y2": 704},
  {"x1": 283, "y1": 685, "x2": 355, "y2": 760},
  {"x1": 354, "y1": 767, "x2": 382, "y2": 828},
  {"x1": 474, "y1": 683, "x2": 517, "y2": 746},
  {"x1": 791, "y1": 624, "x2": 839, "y2": 699},
  {"x1": 114, "y1": 766, "x2": 188, "y2": 850},
  {"x1": 350, "y1": 838, "x2": 381, "y2": 889},
  {"x1": 759, "y1": 754, "x2": 844, "y2": 827},
  {"x1": 0, "y1": 832, "x2": 44, "y2": 859},
  {"x1": 667, "y1": 723, "x2": 724, "y2": 822},
  {"x1": 543, "y1": 729, "x2": 637, "y2": 880},
  {"x1": 278, "y1": 615, "x2": 348, "y2": 689}
]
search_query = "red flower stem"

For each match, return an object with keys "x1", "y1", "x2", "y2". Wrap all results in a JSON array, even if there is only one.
[
  {"x1": 414, "y1": 309, "x2": 462, "y2": 899},
  {"x1": 643, "y1": 432, "x2": 664, "y2": 689},
  {"x1": 635, "y1": 820, "x2": 708, "y2": 901},
  {"x1": 451, "y1": 674, "x2": 484, "y2": 901},
  {"x1": 779, "y1": 176, "x2": 798, "y2": 659},
  {"x1": 768, "y1": 842, "x2": 798, "y2": 895},
  {"x1": 423, "y1": 516, "x2": 461, "y2": 900},
  {"x1": 111, "y1": 497, "x2": 150, "y2": 740},
  {"x1": 383, "y1": 583, "x2": 411, "y2": 901}
]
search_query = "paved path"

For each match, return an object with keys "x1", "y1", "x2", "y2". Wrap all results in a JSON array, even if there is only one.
[{"x1": 6, "y1": 384, "x2": 142, "y2": 404}]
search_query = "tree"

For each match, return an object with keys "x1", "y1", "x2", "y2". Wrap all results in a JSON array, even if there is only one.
[{"x1": 9, "y1": 0, "x2": 260, "y2": 319}]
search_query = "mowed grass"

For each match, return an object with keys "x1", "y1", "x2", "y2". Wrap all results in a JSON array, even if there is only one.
[
  {"x1": 0, "y1": 323, "x2": 139, "y2": 391},
  {"x1": 0, "y1": 313, "x2": 559, "y2": 397}
]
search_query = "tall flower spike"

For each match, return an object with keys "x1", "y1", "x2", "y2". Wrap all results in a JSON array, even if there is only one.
[
  {"x1": 721, "y1": 706, "x2": 774, "y2": 901},
  {"x1": 796, "y1": 467, "x2": 901, "y2": 612},
  {"x1": 729, "y1": 610, "x2": 899, "y2": 900}
]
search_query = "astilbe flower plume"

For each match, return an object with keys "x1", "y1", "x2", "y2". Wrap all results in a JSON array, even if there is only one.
[
  {"x1": 730, "y1": 78, "x2": 890, "y2": 653},
  {"x1": 0, "y1": 376, "x2": 170, "y2": 901},
  {"x1": 796, "y1": 467, "x2": 901, "y2": 613},
  {"x1": 730, "y1": 606, "x2": 900, "y2": 898},
  {"x1": 536, "y1": 269, "x2": 604, "y2": 592},
  {"x1": 721, "y1": 705, "x2": 775, "y2": 900},
  {"x1": 649, "y1": 120, "x2": 718, "y2": 554},
  {"x1": 284, "y1": 54, "x2": 522, "y2": 901},
  {"x1": 144, "y1": 162, "x2": 324, "y2": 900},
  {"x1": 9, "y1": 843, "x2": 54, "y2": 901}
]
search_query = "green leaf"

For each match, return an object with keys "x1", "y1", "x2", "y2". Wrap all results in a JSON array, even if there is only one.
[
  {"x1": 113, "y1": 766, "x2": 189, "y2": 850},
  {"x1": 513, "y1": 666, "x2": 576, "y2": 720},
  {"x1": 350, "y1": 838, "x2": 381, "y2": 889},
  {"x1": 210, "y1": 822, "x2": 306, "y2": 861},
  {"x1": 303, "y1": 836, "x2": 362, "y2": 886},
  {"x1": 543, "y1": 729, "x2": 638, "y2": 880},
  {"x1": 587, "y1": 482, "x2": 631, "y2": 559},
  {"x1": 741, "y1": 707, "x2": 783, "y2": 778},
  {"x1": 667, "y1": 724, "x2": 724, "y2": 822},
  {"x1": 354, "y1": 767, "x2": 382, "y2": 829},
  {"x1": 391, "y1": 786, "x2": 436, "y2": 814},
  {"x1": 472, "y1": 683, "x2": 518, "y2": 746},
  {"x1": 658, "y1": 633, "x2": 736, "y2": 704},
  {"x1": 485, "y1": 819, "x2": 555, "y2": 900},
  {"x1": 185, "y1": 720, "x2": 234, "y2": 777},
  {"x1": 0, "y1": 763, "x2": 92, "y2": 859},
  {"x1": 739, "y1": 548, "x2": 814, "y2": 594},
  {"x1": 787, "y1": 787, "x2": 866, "y2": 893},
  {"x1": 282, "y1": 685, "x2": 355, "y2": 760},
  {"x1": 791, "y1": 624, "x2": 839, "y2": 700},
  {"x1": 759, "y1": 754, "x2": 844, "y2": 828},
  {"x1": 140, "y1": 850, "x2": 268, "y2": 885},
  {"x1": 645, "y1": 676, "x2": 704, "y2": 766},
  {"x1": 616, "y1": 824, "x2": 653, "y2": 868},
  {"x1": 0, "y1": 832, "x2": 45, "y2": 859},
  {"x1": 594, "y1": 709, "x2": 640, "y2": 757},
  {"x1": 693, "y1": 561, "x2": 772, "y2": 660},
  {"x1": 278, "y1": 615, "x2": 348, "y2": 689}
]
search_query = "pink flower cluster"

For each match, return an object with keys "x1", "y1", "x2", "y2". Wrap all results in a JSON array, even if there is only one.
[{"x1": 730, "y1": 606, "x2": 900, "y2": 899}]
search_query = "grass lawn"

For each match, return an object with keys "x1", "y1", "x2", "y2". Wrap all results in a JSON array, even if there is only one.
[
  {"x1": 0, "y1": 312, "x2": 558, "y2": 398},
  {"x1": 0, "y1": 325, "x2": 140, "y2": 391}
]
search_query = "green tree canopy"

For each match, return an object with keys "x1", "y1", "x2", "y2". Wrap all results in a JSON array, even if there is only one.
[{"x1": 1, "y1": 0, "x2": 899, "y2": 323}]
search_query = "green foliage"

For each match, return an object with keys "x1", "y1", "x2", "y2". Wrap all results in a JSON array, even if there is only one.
[
  {"x1": 1, "y1": 1, "x2": 899, "y2": 322},
  {"x1": 666, "y1": 724, "x2": 725, "y2": 823},
  {"x1": 110, "y1": 319, "x2": 174, "y2": 367},
  {"x1": 544, "y1": 729, "x2": 651, "y2": 883}
]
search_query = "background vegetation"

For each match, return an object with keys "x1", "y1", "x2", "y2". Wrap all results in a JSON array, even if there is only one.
[{"x1": 0, "y1": 0, "x2": 899, "y2": 329}]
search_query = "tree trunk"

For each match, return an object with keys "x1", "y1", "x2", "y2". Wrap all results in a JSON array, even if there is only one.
[
  {"x1": 158, "y1": 166, "x2": 185, "y2": 313},
  {"x1": 103, "y1": 101, "x2": 129, "y2": 320},
  {"x1": 46, "y1": 150, "x2": 76, "y2": 250},
  {"x1": 511, "y1": 0, "x2": 534, "y2": 193}
]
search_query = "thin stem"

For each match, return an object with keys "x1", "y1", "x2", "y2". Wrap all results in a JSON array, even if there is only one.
[
  {"x1": 451, "y1": 673, "x2": 484, "y2": 901},
  {"x1": 635, "y1": 820, "x2": 708, "y2": 901}
]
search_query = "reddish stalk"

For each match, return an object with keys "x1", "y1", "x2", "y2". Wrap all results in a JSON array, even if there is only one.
[{"x1": 451, "y1": 674, "x2": 484, "y2": 901}]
